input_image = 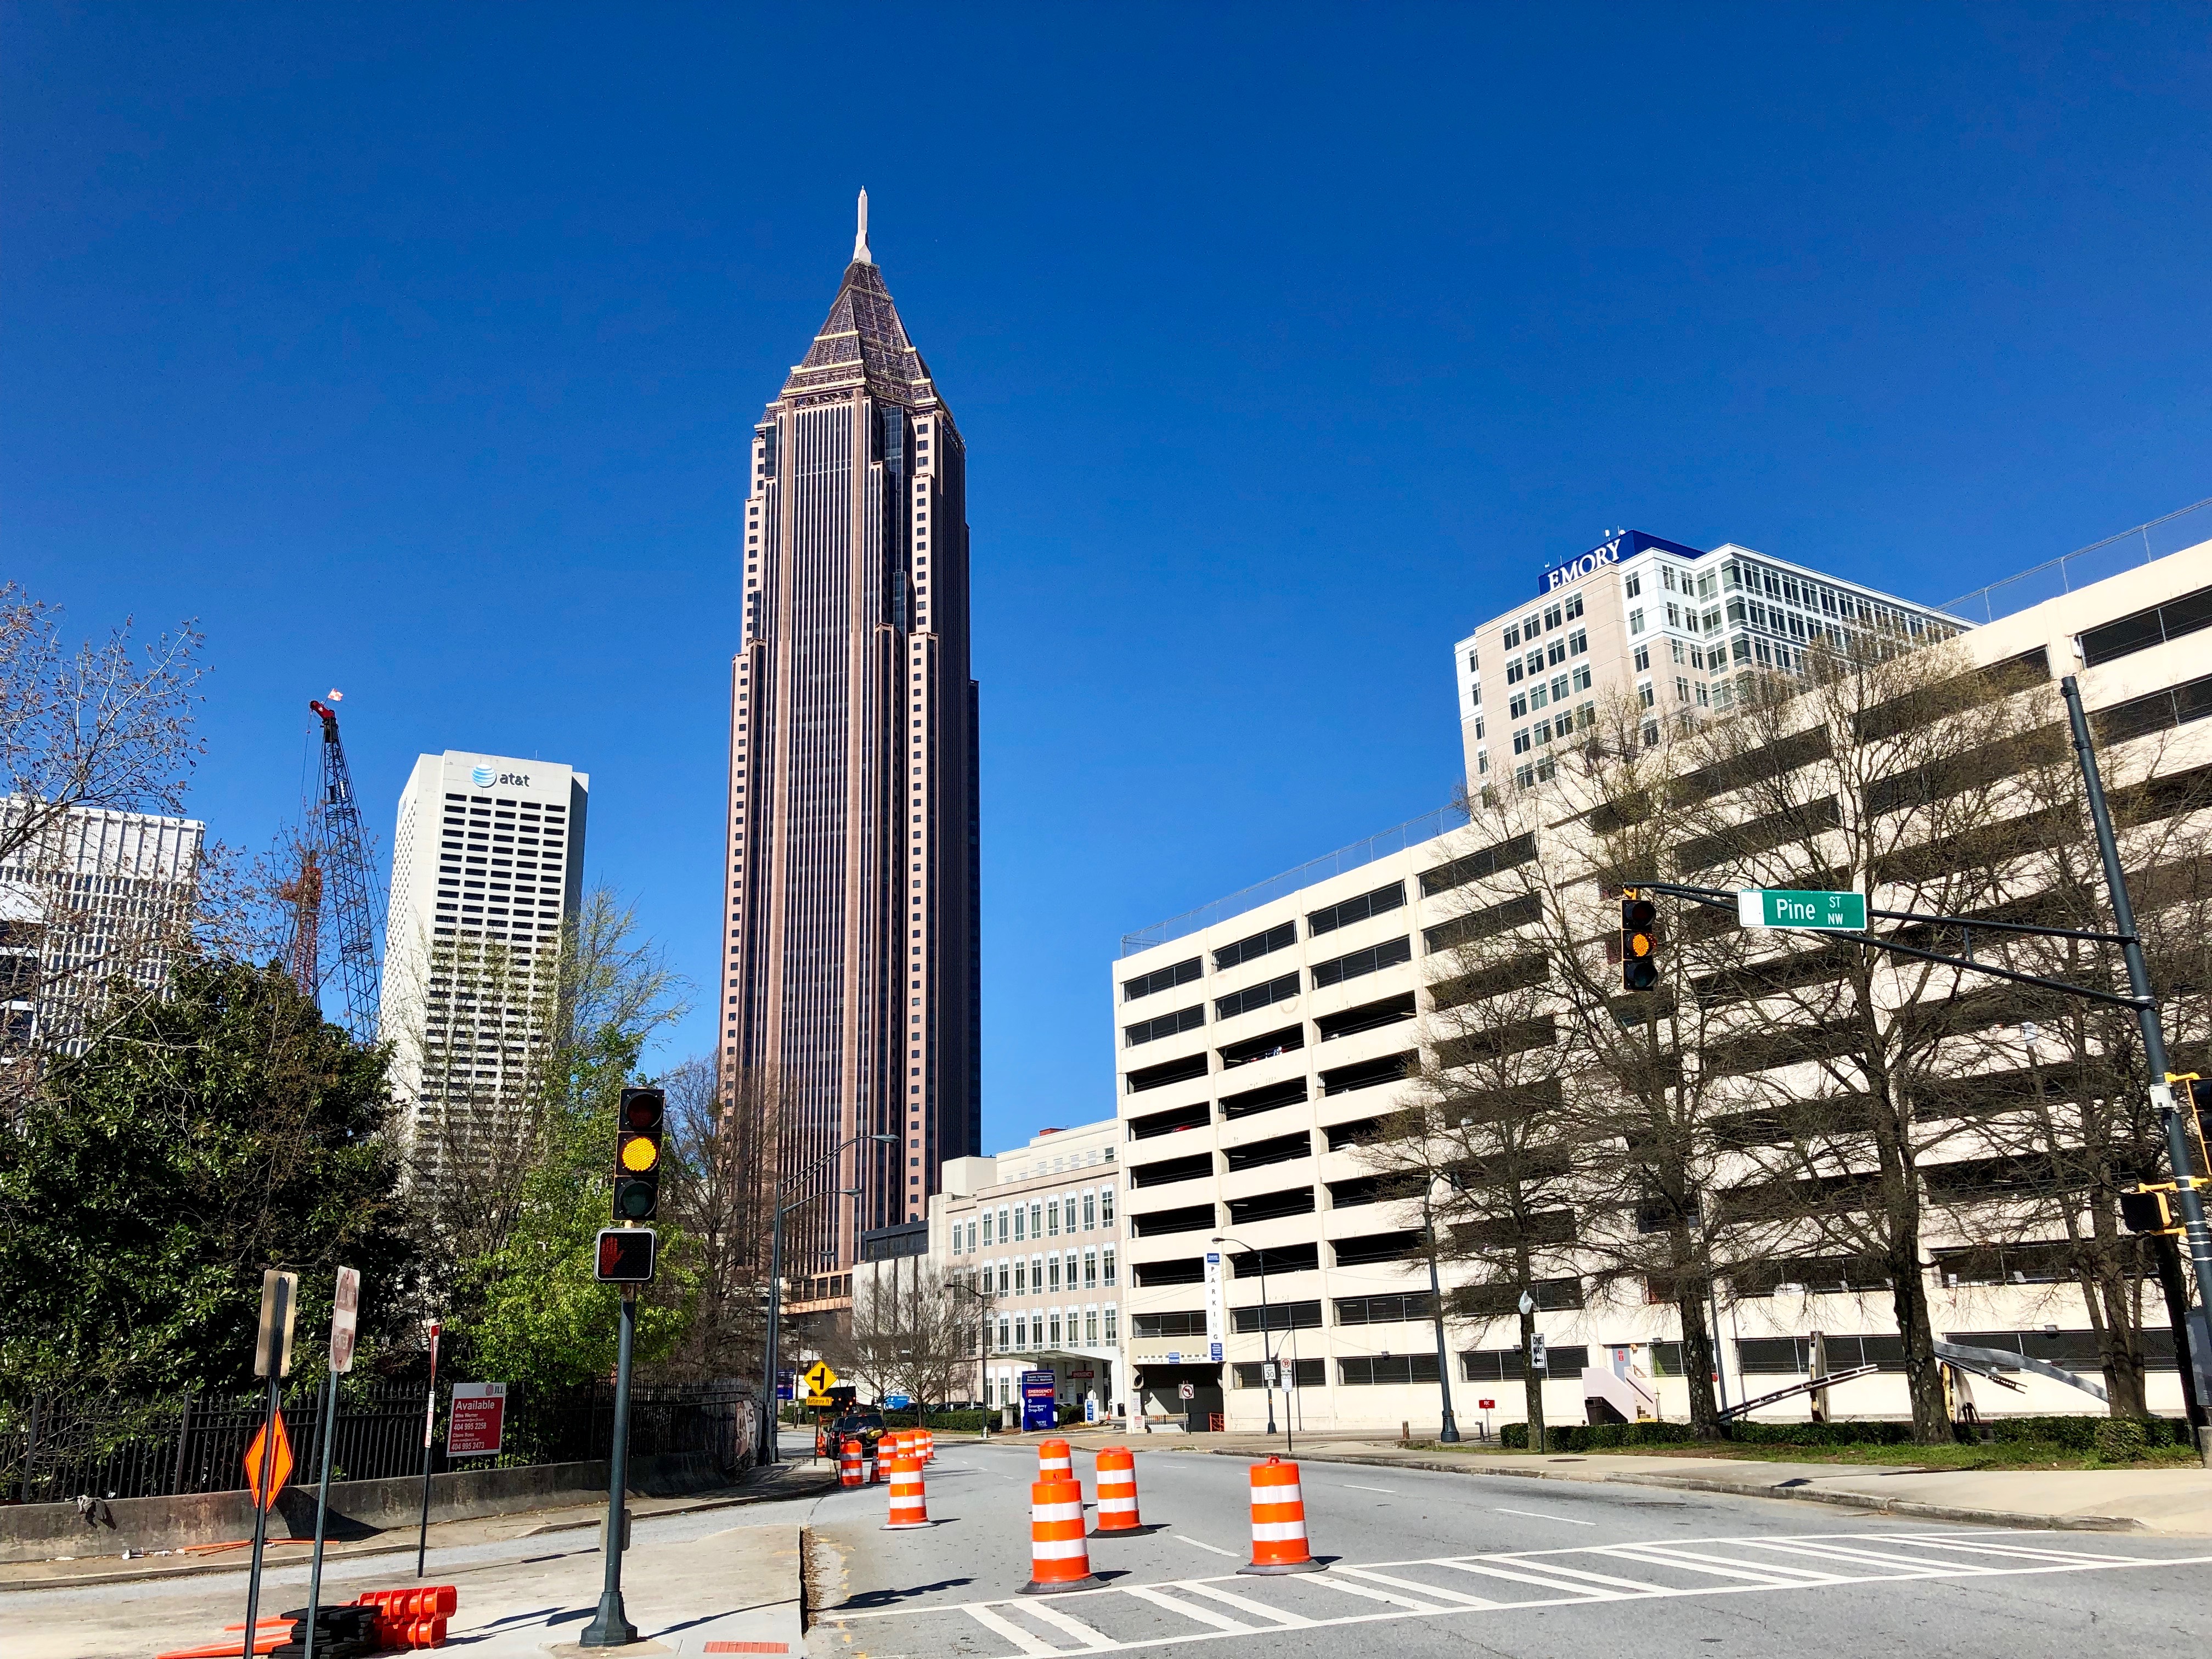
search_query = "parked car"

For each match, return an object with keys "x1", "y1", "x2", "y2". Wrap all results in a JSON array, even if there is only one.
[{"x1": 816, "y1": 1408, "x2": 886, "y2": 1459}]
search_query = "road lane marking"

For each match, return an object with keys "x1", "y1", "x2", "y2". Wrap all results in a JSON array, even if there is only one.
[
  {"x1": 1737, "y1": 1538, "x2": 1994, "y2": 1576},
  {"x1": 1303, "y1": 1573, "x2": 1448, "y2": 1612},
  {"x1": 1120, "y1": 1584, "x2": 1257, "y2": 1633},
  {"x1": 1022, "y1": 1600, "x2": 1119, "y2": 1649},
  {"x1": 1171, "y1": 1534, "x2": 1239, "y2": 1559},
  {"x1": 1896, "y1": 1536, "x2": 2140, "y2": 1566},
  {"x1": 961, "y1": 1604, "x2": 1060, "y2": 1656},
  {"x1": 1595, "y1": 1543, "x2": 1840, "y2": 1585},
  {"x1": 1472, "y1": 1556, "x2": 1670, "y2": 1594},
  {"x1": 1175, "y1": 1581, "x2": 1314, "y2": 1627},
  {"x1": 1434, "y1": 1558, "x2": 1631, "y2": 1599},
  {"x1": 1340, "y1": 1483, "x2": 1399, "y2": 1495},
  {"x1": 1494, "y1": 1506, "x2": 1594, "y2": 1526},
  {"x1": 1331, "y1": 1565, "x2": 1501, "y2": 1607}
]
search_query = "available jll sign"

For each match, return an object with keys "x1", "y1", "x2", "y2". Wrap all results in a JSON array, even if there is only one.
[{"x1": 447, "y1": 1382, "x2": 507, "y2": 1457}]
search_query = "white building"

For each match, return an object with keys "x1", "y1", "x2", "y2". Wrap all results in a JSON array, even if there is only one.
[
  {"x1": 1453, "y1": 532, "x2": 1968, "y2": 795},
  {"x1": 378, "y1": 752, "x2": 589, "y2": 1173},
  {"x1": 1118, "y1": 535, "x2": 2212, "y2": 1435},
  {"x1": 0, "y1": 800, "x2": 202, "y2": 1059}
]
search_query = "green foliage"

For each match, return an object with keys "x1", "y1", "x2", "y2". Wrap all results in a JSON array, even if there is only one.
[
  {"x1": 1498, "y1": 1420, "x2": 1696, "y2": 1450},
  {"x1": 455, "y1": 1022, "x2": 696, "y2": 1392},
  {"x1": 0, "y1": 959, "x2": 414, "y2": 1398},
  {"x1": 878, "y1": 1408, "x2": 998, "y2": 1431},
  {"x1": 1493, "y1": 1414, "x2": 2191, "y2": 1455}
]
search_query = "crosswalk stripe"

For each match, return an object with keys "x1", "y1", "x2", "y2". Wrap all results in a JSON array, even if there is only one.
[
  {"x1": 1022, "y1": 1599, "x2": 1119, "y2": 1649},
  {"x1": 1896, "y1": 1537, "x2": 2135, "y2": 1566},
  {"x1": 1330, "y1": 1565, "x2": 1502, "y2": 1607},
  {"x1": 1594, "y1": 1544, "x2": 1839, "y2": 1585},
  {"x1": 1175, "y1": 1581, "x2": 1316, "y2": 1627},
  {"x1": 1120, "y1": 1584, "x2": 1259, "y2": 1633},
  {"x1": 962, "y1": 1603, "x2": 1062, "y2": 1656},
  {"x1": 1737, "y1": 1538, "x2": 1995, "y2": 1576},
  {"x1": 1462, "y1": 1556, "x2": 1666, "y2": 1594},
  {"x1": 1304, "y1": 1573, "x2": 1448, "y2": 1612}
]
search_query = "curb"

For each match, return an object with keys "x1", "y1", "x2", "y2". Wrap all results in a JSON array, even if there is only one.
[
  {"x1": 0, "y1": 1469, "x2": 840, "y2": 1593},
  {"x1": 1195, "y1": 1447, "x2": 2148, "y2": 1535}
]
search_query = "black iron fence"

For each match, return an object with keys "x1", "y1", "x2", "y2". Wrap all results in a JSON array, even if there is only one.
[{"x1": 1, "y1": 1379, "x2": 754, "y2": 1507}]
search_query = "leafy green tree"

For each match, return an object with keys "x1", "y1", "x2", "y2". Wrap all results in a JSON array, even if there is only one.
[{"x1": 0, "y1": 959, "x2": 414, "y2": 1399}]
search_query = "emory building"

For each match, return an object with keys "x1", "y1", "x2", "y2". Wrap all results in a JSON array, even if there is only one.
[
  {"x1": 721, "y1": 195, "x2": 982, "y2": 1310},
  {"x1": 1453, "y1": 531, "x2": 1967, "y2": 794},
  {"x1": 379, "y1": 752, "x2": 589, "y2": 1176}
]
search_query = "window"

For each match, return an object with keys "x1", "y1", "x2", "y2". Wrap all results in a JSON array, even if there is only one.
[
  {"x1": 1132, "y1": 1310, "x2": 1209, "y2": 1339},
  {"x1": 1624, "y1": 572, "x2": 1642, "y2": 598},
  {"x1": 1546, "y1": 639, "x2": 1566, "y2": 668},
  {"x1": 1638, "y1": 681, "x2": 1655, "y2": 708},
  {"x1": 1030, "y1": 1203, "x2": 1043, "y2": 1236},
  {"x1": 1124, "y1": 1004, "x2": 1204, "y2": 1046},
  {"x1": 997, "y1": 1317, "x2": 1009, "y2": 1351},
  {"x1": 997, "y1": 1260, "x2": 1009, "y2": 1294},
  {"x1": 2081, "y1": 584, "x2": 2212, "y2": 667},
  {"x1": 1012, "y1": 1205, "x2": 1025, "y2": 1241},
  {"x1": 1309, "y1": 879, "x2": 1405, "y2": 935},
  {"x1": 1122, "y1": 957, "x2": 1200, "y2": 1002},
  {"x1": 1460, "y1": 1345, "x2": 1590, "y2": 1380},
  {"x1": 1216, "y1": 971, "x2": 1299, "y2": 1021},
  {"x1": 1633, "y1": 644, "x2": 1650, "y2": 671},
  {"x1": 1675, "y1": 675, "x2": 1690, "y2": 703},
  {"x1": 1543, "y1": 603, "x2": 1562, "y2": 631},
  {"x1": 1572, "y1": 664, "x2": 1592, "y2": 692},
  {"x1": 1549, "y1": 674, "x2": 1569, "y2": 702},
  {"x1": 1310, "y1": 935, "x2": 1412, "y2": 988},
  {"x1": 1509, "y1": 692, "x2": 1528, "y2": 719},
  {"x1": 1049, "y1": 1312, "x2": 1062, "y2": 1345},
  {"x1": 1338, "y1": 1353, "x2": 1440, "y2": 1386},
  {"x1": 1101, "y1": 1186, "x2": 1115, "y2": 1223},
  {"x1": 1502, "y1": 623, "x2": 1521, "y2": 648},
  {"x1": 1334, "y1": 1291, "x2": 1437, "y2": 1325},
  {"x1": 1047, "y1": 1198, "x2": 1060, "y2": 1236},
  {"x1": 1083, "y1": 1190, "x2": 1097, "y2": 1229},
  {"x1": 1085, "y1": 1308, "x2": 1099, "y2": 1344},
  {"x1": 1629, "y1": 607, "x2": 1645, "y2": 634},
  {"x1": 1670, "y1": 639, "x2": 1686, "y2": 664},
  {"x1": 1564, "y1": 592, "x2": 1584, "y2": 620},
  {"x1": 1665, "y1": 602, "x2": 1681, "y2": 628},
  {"x1": 1568, "y1": 628, "x2": 1587, "y2": 656},
  {"x1": 983, "y1": 1211, "x2": 995, "y2": 1245},
  {"x1": 1468, "y1": 681, "x2": 1481, "y2": 706},
  {"x1": 1513, "y1": 727, "x2": 1531, "y2": 754},
  {"x1": 1048, "y1": 1256, "x2": 1061, "y2": 1291},
  {"x1": 1014, "y1": 1258, "x2": 1027, "y2": 1291},
  {"x1": 1662, "y1": 567, "x2": 1678, "y2": 592},
  {"x1": 1103, "y1": 1246, "x2": 1116, "y2": 1285},
  {"x1": 1103, "y1": 1305, "x2": 1118, "y2": 1342},
  {"x1": 1084, "y1": 1249, "x2": 1098, "y2": 1288},
  {"x1": 1215, "y1": 919, "x2": 1296, "y2": 970},
  {"x1": 1232, "y1": 1299, "x2": 1322, "y2": 1333},
  {"x1": 1529, "y1": 683, "x2": 1548, "y2": 711},
  {"x1": 1703, "y1": 607, "x2": 1722, "y2": 635},
  {"x1": 1505, "y1": 658, "x2": 1525, "y2": 686},
  {"x1": 997, "y1": 1205, "x2": 1010, "y2": 1240}
]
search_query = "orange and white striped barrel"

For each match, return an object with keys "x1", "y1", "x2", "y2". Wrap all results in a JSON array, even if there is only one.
[
  {"x1": 1092, "y1": 1447, "x2": 1142, "y2": 1533},
  {"x1": 1237, "y1": 1455, "x2": 1323, "y2": 1574},
  {"x1": 1037, "y1": 1437, "x2": 1072, "y2": 1481},
  {"x1": 882, "y1": 1453, "x2": 929, "y2": 1530},
  {"x1": 885, "y1": 1429, "x2": 910, "y2": 1465},
  {"x1": 1019, "y1": 1476, "x2": 1100, "y2": 1595},
  {"x1": 839, "y1": 1438, "x2": 864, "y2": 1488},
  {"x1": 919, "y1": 1427, "x2": 936, "y2": 1462}
]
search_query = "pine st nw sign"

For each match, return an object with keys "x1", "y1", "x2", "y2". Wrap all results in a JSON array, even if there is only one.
[{"x1": 1737, "y1": 888, "x2": 1867, "y2": 932}]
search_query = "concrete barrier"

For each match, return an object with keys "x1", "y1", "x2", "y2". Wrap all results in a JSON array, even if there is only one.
[{"x1": 0, "y1": 1451, "x2": 732, "y2": 1564}]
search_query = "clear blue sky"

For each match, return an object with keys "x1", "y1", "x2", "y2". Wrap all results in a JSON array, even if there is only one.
[{"x1": 7, "y1": 5, "x2": 2209, "y2": 1149}]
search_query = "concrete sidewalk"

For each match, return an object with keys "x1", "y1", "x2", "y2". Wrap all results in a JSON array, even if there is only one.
[
  {"x1": 1121, "y1": 1432, "x2": 2212, "y2": 1537},
  {"x1": 0, "y1": 1462, "x2": 837, "y2": 1592}
]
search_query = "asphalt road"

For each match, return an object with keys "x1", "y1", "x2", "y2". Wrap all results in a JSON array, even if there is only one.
[{"x1": 803, "y1": 1440, "x2": 2212, "y2": 1659}]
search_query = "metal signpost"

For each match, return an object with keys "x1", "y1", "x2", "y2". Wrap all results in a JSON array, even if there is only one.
[
  {"x1": 414, "y1": 1318, "x2": 441, "y2": 1578},
  {"x1": 240, "y1": 1269, "x2": 298, "y2": 1659},
  {"x1": 302, "y1": 1266, "x2": 359, "y2": 1659}
]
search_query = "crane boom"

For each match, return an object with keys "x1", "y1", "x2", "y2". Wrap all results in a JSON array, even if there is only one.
[{"x1": 307, "y1": 698, "x2": 382, "y2": 1043}]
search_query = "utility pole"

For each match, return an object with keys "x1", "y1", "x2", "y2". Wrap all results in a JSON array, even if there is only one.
[
  {"x1": 1423, "y1": 1183, "x2": 1461, "y2": 1444},
  {"x1": 2060, "y1": 674, "x2": 2212, "y2": 1452},
  {"x1": 581, "y1": 1286, "x2": 640, "y2": 1648}
]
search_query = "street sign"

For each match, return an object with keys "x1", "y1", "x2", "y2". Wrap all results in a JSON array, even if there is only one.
[
  {"x1": 1261, "y1": 1362, "x2": 1278, "y2": 1386},
  {"x1": 1736, "y1": 888, "x2": 1867, "y2": 931},
  {"x1": 1478, "y1": 1398, "x2": 1496, "y2": 1409},
  {"x1": 1531, "y1": 1334, "x2": 1548, "y2": 1372},
  {"x1": 1178, "y1": 1381, "x2": 1195, "y2": 1400},
  {"x1": 885, "y1": 1393, "x2": 912, "y2": 1409},
  {"x1": 802, "y1": 1361, "x2": 838, "y2": 1397},
  {"x1": 804, "y1": 1394, "x2": 837, "y2": 1408},
  {"x1": 448, "y1": 1383, "x2": 506, "y2": 1457},
  {"x1": 1202, "y1": 1253, "x2": 1226, "y2": 1364},
  {"x1": 1022, "y1": 1370, "x2": 1057, "y2": 1432},
  {"x1": 329, "y1": 1266, "x2": 361, "y2": 1375},
  {"x1": 243, "y1": 1412, "x2": 294, "y2": 1509},
  {"x1": 254, "y1": 1269, "x2": 300, "y2": 1379}
]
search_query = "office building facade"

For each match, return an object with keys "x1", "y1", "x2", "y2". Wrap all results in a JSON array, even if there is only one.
[
  {"x1": 379, "y1": 752, "x2": 588, "y2": 1175},
  {"x1": 1453, "y1": 531, "x2": 1968, "y2": 794},
  {"x1": 723, "y1": 195, "x2": 982, "y2": 1308},
  {"x1": 1118, "y1": 536, "x2": 2212, "y2": 1432}
]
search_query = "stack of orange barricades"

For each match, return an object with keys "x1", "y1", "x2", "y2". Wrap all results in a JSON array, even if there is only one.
[
  {"x1": 1237, "y1": 1456, "x2": 1322, "y2": 1575},
  {"x1": 1092, "y1": 1447, "x2": 1142, "y2": 1534},
  {"x1": 358, "y1": 1585, "x2": 458, "y2": 1647},
  {"x1": 839, "y1": 1436, "x2": 865, "y2": 1487},
  {"x1": 1020, "y1": 1473, "x2": 1099, "y2": 1595}
]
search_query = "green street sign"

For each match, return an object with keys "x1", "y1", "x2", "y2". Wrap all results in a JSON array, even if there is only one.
[{"x1": 1736, "y1": 888, "x2": 1867, "y2": 931}]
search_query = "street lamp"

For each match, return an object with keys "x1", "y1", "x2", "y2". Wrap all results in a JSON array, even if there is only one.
[
  {"x1": 1421, "y1": 1177, "x2": 1461, "y2": 1444},
  {"x1": 1212, "y1": 1234, "x2": 1286, "y2": 1451},
  {"x1": 945, "y1": 1277, "x2": 996, "y2": 1432},
  {"x1": 760, "y1": 1132, "x2": 899, "y2": 1467}
]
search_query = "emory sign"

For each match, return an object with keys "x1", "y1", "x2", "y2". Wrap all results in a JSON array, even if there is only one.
[{"x1": 1538, "y1": 529, "x2": 1708, "y2": 596}]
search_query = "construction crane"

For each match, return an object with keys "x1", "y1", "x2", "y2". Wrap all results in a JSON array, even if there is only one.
[{"x1": 279, "y1": 695, "x2": 382, "y2": 1042}]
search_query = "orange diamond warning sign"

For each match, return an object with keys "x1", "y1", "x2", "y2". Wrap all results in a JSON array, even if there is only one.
[{"x1": 243, "y1": 1410, "x2": 294, "y2": 1510}]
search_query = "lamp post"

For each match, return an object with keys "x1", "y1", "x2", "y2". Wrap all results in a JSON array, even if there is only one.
[
  {"x1": 760, "y1": 1132, "x2": 899, "y2": 1468},
  {"x1": 1212, "y1": 1234, "x2": 1284, "y2": 1449},
  {"x1": 1422, "y1": 1179, "x2": 1462, "y2": 1444},
  {"x1": 946, "y1": 1277, "x2": 995, "y2": 1431}
]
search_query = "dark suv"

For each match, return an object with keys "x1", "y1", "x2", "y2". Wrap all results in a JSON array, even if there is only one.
[{"x1": 817, "y1": 1408, "x2": 886, "y2": 1459}]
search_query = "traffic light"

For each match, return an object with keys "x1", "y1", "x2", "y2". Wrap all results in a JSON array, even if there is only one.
[
  {"x1": 595, "y1": 1226, "x2": 657, "y2": 1283},
  {"x1": 612, "y1": 1085, "x2": 665, "y2": 1222},
  {"x1": 1621, "y1": 890, "x2": 1660, "y2": 991},
  {"x1": 2120, "y1": 1184, "x2": 2181, "y2": 1236}
]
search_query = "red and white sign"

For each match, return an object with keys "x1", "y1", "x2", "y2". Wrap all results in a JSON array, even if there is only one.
[
  {"x1": 1478, "y1": 1398, "x2": 1496, "y2": 1410},
  {"x1": 329, "y1": 1267, "x2": 362, "y2": 1374},
  {"x1": 448, "y1": 1382, "x2": 507, "y2": 1457}
]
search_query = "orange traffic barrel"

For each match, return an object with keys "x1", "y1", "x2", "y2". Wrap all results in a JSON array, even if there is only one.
[
  {"x1": 883, "y1": 1452, "x2": 930, "y2": 1529},
  {"x1": 840, "y1": 1437, "x2": 865, "y2": 1488},
  {"x1": 1020, "y1": 1476, "x2": 1100, "y2": 1595},
  {"x1": 1037, "y1": 1437, "x2": 1072, "y2": 1480},
  {"x1": 1092, "y1": 1446, "x2": 1142, "y2": 1533},
  {"x1": 1238, "y1": 1455, "x2": 1323, "y2": 1574},
  {"x1": 920, "y1": 1427, "x2": 936, "y2": 1462}
]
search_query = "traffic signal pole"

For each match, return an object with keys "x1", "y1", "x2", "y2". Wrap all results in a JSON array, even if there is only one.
[
  {"x1": 2060, "y1": 675, "x2": 2212, "y2": 1448},
  {"x1": 581, "y1": 1287, "x2": 639, "y2": 1649}
]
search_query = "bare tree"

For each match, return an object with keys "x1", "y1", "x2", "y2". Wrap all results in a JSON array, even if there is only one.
[
  {"x1": 661, "y1": 1055, "x2": 781, "y2": 1384},
  {"x1": 823, "y1": 1259, "x2": 979, "y2": 1418}
]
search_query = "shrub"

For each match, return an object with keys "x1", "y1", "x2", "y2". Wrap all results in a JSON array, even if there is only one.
[
  {"x1": 1496, "y1": 1420, "x2": 1696, "y2": 1452},
  {"x1": 2093, "y1": 1418, "x2": 2149, "y2": 1460}
]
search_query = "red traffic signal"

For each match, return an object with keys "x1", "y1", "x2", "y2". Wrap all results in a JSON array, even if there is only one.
[
  {"x1": 595, "y1": 1227, "x2": 657, "y2": 1283},
  {"x1": 613, "y1": 1086, "x2": 665, "y2": 1222},
  {"x1": 1621, "y1": 892, "x2": 1660, "y2": 991}
]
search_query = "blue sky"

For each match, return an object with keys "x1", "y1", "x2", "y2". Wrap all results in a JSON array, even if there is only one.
[{"x1": 7, "y1": 4, "x2": 2210, "y2": 1149}]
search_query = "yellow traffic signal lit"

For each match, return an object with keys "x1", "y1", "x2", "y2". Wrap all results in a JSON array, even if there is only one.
[
  {"x1": 1621, "y1": 891, "x2": 1660, "y2": 992},
  {"x1": 620, "y1": 1135, "x2": 659, "y2": 1172}
]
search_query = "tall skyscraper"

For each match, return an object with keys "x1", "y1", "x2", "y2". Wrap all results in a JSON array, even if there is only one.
[
  {"x1": 379, "y1": 752, "x2": 588, "y2": 1178},
  {"x1": 723, "y1": 193, "x2": 981, "y2": 1307}
]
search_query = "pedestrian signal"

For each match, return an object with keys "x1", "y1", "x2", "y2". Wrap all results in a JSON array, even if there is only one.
[
  {"x1": 613, "y1": 1085, "x2": 665, "y2": 1222},
  {"x1": 595, "y1": 1226, "x2": 657, "y2": 1283},
  {"x1": 1621, "y1": 891, "x2": 1660, "y2": 991},
  {"x1": 2119, "y1": 1184, "x2": 2181, "y2": 1237}
]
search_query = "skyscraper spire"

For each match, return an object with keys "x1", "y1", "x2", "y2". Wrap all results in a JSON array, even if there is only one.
[{"x1": 854, "y1": 187, "x2": 872, "y2": 264}]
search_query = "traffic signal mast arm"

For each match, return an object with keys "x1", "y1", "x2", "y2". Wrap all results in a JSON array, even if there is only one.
[{"x1": 1629, "y1": 878, "x2": 2152, "y2": 1013}]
